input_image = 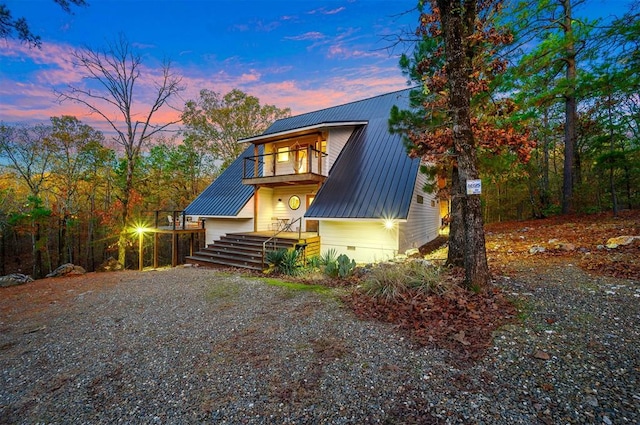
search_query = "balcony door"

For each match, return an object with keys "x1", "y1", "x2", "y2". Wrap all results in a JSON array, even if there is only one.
[{"x1": 292, "y1": 145, "x2": 308, "y2": 174}]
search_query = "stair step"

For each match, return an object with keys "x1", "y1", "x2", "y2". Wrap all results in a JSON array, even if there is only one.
[
  {"x1": 201, "y1": 246, "x2": 263, "y2": 256},
  {"x1": 190, "y1": 232, "x2": 303, "y2": 271},
  {"x1": 185, "y1": 256, "x2": 263, "y2": 271}
]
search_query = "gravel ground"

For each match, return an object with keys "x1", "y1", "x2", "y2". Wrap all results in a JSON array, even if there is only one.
[{"x1": 1, "y1": 265, "x2": 639, "y2": 424}]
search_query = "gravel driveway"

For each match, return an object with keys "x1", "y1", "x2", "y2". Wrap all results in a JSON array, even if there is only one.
[{"x1": 1, "y1": 265, "x2": 639, "y2": 424}]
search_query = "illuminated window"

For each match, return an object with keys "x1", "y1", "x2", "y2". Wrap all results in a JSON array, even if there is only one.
[
  {"x1": 288, "y1": 195, "x2": 301, "y2": 210},
  {"x1": 277, "y1": 146, "x2": 289, "y2": 162}
]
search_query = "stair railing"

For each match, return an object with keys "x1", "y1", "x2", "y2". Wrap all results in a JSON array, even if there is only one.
[{"x1": 262, "y1": 217, "x2": 303, "y2": 268}]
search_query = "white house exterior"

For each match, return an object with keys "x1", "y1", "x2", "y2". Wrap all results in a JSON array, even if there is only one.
[{"x1": 184, "y1": 89, "x2": 443, "y2": 266}]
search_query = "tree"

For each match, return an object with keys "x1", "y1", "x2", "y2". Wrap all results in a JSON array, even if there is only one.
[
  {"x1": 143, "y1": 137, "x2": 217, "y2": 211},
  {"x1": 49, "y1": 115, "x2": 105, "y2": 264},
  {"x1": 57, "y1": 34, "x2": 184, "y2": 267},
  {"x1": 506, "y1": 0, "x2": 599, "y2": 214},
  {"x1": 390, "y1": 0, "x2": 533, "y2": 288},
  {"x1": 182, "y1": 89, "x2": 291, "y2": 170},
  {"x1": 0, "y1": 0, "x2": 87, "y2": 47},
  {"x1": 0, "y1": 123, "x2": 56, "y2": 277}
]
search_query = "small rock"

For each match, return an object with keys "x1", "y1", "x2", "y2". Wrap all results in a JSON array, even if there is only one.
[
  {"x1": 46, "y1": 263, "x2": 87, "y2": 278},
  {"x1": 585, "y1": 395, "x2": 599, "y2": 407},
  {"x1": 0, "y1": 273, "x2": 34, "y2": 287},
  {"x1": 558, "y1": 242, "x2": 576, "y2": 251},
  {"x1": 404, "y1": 248, "x2": 420, "y2": 258},
  {"x1": 529, "y1": 246, "x2": 546, "y2": 254},
  {"x1": 606, "y1": 235, "x2": 640, "y2": 246},
  {"x1": 602, "y1": 415, "x2": 612, "y2": 425},
  {"x1": 533, "y1": 350, "x2": 551, "y2": 360},
  {"x1": 97, "y1": 257, "x2": 123, "y2": 272}
]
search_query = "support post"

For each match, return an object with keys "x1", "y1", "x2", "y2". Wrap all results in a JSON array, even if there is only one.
[
  {"x1": 172, "y1": 233, "x2": 178, "y2": 267},
  {"x1": 153, "y1": 233, "x2": 159, "y2": 269},
  {"x1": 138, "y1": 231, "x2": 144, "y2": 271}
]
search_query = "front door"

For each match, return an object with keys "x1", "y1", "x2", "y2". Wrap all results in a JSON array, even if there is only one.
[{"x1": 305, "y1": 195, "x2": 318, "y2": 232}]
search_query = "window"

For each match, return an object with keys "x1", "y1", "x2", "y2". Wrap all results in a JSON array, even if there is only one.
[
  {"x1": 416, "y1": 195, "x2": 424, "y2": 204},
  {"x1": 277, "y1": 146, "x2": 289, "y2": 162},
  {"x1": 288, "y1": 195, "x2": 301, "y2": 210}
]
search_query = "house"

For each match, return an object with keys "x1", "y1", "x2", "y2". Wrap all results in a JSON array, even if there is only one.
[{"x1": 184, "y1": 89, "x2": 443, "y2": 269}]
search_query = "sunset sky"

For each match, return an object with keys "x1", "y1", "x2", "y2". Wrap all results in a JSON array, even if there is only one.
[{"x1": 0, "y1": 0, "x2": 630, "y2": 136}]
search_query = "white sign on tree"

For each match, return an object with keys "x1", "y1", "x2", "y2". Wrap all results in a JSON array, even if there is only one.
[{"x1": 466, "y1": 179, "x2": 482, "y2": 195}]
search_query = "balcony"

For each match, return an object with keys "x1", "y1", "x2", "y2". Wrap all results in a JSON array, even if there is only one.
[{"x1": 242, "y1": 145, "x2": 328, "y2": 187}]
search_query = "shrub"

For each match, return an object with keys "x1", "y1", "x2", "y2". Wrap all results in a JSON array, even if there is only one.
[
  {"x1": 336, "y1": 254, "x2": 356, "y2": 278},
  {"x1": 265, "y1": 248, "x2": 302, "y2": 276},
  {"x1": 306, "y1": 255, "x2": 321, "y2": 269},
  {"x1": 360, "y1": 261, "x2": 448, "y2": 302},
  {"x1": 320, "y1": 248, "x2": 338, "y2": 266}
]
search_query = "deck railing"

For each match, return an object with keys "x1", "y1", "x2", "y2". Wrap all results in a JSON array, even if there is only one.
[
  {"x1": 152, "y1": 210, "x2": 205, "y2": 230},
  {"x1": 243, "y1": 146, "x2": 327, "y2": 179}
]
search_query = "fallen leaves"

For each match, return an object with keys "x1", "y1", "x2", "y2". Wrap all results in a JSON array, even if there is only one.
[
  {"x1": 345, "y1": 209, "x2": 639, "y2": 365},
  {"x1": 345, "y1": 276, "x2": 516, "y2": 363},
  {"x1": 486, "y1": 210, "x2": 640, "y2": 281}
]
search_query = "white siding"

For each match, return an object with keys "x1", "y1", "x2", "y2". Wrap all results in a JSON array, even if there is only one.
[
  {"x1": 271, "y1": 184, "x2": 318, "y2": 231},
  {"x1": 319, "y1": 220, "x2": 399, "y2": 263},
  {"x1": 256, "y1": 187, "x2": 274, "y2": 231},
  {"x1": 203, "y1": 217, "x2": 254, "y2": 244},
  {"x1": 398, "y1": 166, "x2": 441, "y2": 253},
  {"x1": 327, "y1": 127, "x2": 354, "y2": 171},
  {"x1": 236, "y1": 196, "x2": 254, "y2": 218}
]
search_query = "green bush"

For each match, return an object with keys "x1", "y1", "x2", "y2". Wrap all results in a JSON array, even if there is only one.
[
  {"x1": 336, "y1": 254, "x2": 356, "y2": 278},
  {"x1": 320, "y1": 251, "x2": 355, "y2": 278},
  {"x1": 320, "y1": 248, "x2": 338, "y2": 266},
  {"x1": 265, "y1": 248, "x2": 302, "y2": 276},
  {"x1": 306, "y1": 255, "x2": 321, "y2": 269}
]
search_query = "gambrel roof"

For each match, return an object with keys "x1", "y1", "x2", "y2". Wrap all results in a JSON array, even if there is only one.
[{"x1": 185, "y1": 88, "x2": 418, "y2": 219}]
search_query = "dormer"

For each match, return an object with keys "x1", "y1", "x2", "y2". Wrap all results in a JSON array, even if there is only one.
[{"x1": 240, "y1": 121, "x2": 367, "y2": 187}]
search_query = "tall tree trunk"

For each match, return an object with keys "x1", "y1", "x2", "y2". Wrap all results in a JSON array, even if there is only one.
[
  {"x1": 33, "y1": 222, "x2": 43, "y2": 278},
  {"x1": 607, "y1": 94, "x2": 619, "y2": 216},
  {"x1": 447, "y1": 165, "x2": 464, "y2": 267},
  {"x1": 437, "y1": 0, "x2": 490, "y2": 289},
  {"x1": 561, "y1": 0, "x2": 577, "y2": 214},
  {"x1": 541, "y1": 110, "x2": 550, "y2": 212},
  {"x1": 118, "y1": 159, "x2": 135, "y2": 267}
]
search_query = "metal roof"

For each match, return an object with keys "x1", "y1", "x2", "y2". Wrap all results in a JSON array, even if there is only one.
[
  {"x1": 305, "y1": 89, "x2": 418, "y2": 219},
  {"x1": 185, "y1": 88, "x2": 418, "y2": 220},
  {"x1": 184, "y1": 145, "x2": 259, "y2": 217}
]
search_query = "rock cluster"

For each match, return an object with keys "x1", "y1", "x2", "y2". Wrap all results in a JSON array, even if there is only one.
[
  {"x1": 96, "y1": 257, "x2": 124, "y2": 272},
  {"x1": 46, "y1": 263, "x2": 87, "y2": 278},
  {"x1": 0, "y1": 273, "x2": 34, "y2": 287}
]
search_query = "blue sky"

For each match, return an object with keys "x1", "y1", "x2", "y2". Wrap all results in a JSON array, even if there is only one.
[{"x1": 0, "y1": 0, "x2": 632, "y2": 135}]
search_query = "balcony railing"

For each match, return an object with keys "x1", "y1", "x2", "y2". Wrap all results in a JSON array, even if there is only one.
[{"x1": 242, "y1": 146, "x2": 328, "y2": 181}]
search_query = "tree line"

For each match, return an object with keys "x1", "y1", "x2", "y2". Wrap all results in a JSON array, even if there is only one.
[
  {"x1": 1, "y1": 0, "x2": 638, "y2": 282},
  {"x1": 389, "y1": 0, "x2": 638, "y2": 287},
  {"x1": 0, "y1": 35, "x2": 290, "y2": 278}
]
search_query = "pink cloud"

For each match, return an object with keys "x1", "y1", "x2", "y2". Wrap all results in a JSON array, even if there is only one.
[
  {"x1": 1, "y1": 37, "x2": 408, "y2": 143},
  {"x1": 285, "y1": 32, "x2": 326, "y2": 41}
]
